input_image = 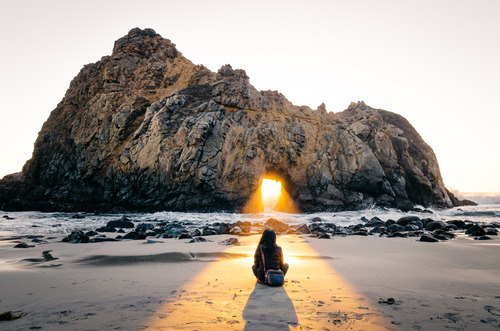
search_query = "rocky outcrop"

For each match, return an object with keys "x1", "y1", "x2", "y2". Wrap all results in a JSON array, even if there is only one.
[{"x1": 0, "y1": 28, "x2": 464, "y2": 212}]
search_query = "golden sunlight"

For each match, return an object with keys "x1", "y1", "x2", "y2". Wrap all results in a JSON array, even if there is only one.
[
  {"x1": 146, "y1": 235, "x2": 390, "y2": 329},
  {"x1": 261, "y1": 178, "x2": 282, "y2": 211},
  {"x1": 241, "y1": 175, "x2": 299, "y2": 213}
]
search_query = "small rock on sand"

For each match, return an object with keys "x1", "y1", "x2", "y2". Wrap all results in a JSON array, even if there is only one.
[
  {"x1": 219, "y1": 238, "x2": 239, "y2": 246},
  {"x1": 13, "y1": 242, "x2": 34, "y2": 248}
]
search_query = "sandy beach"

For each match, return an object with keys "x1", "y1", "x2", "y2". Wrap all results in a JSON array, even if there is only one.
[{"x1": 1, "y1": 233, "x2": 499, "y2": 330}]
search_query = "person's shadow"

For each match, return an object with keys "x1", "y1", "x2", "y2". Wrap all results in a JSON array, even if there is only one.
[{"x1": 242, "y1": 282, "x2": 299, "y2": 330}]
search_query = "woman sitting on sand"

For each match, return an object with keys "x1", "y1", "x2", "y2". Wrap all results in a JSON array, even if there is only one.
[{"x1": 252, "y1": 229, "x2": 289, "y2": 284}]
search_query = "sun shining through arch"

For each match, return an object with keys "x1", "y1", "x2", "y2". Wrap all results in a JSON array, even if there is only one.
[
  {"x1": 261, "y1": 178, "x2": 282, "y2": 211},
  {"x1": 242, "y1": 174, "x2": 299, "y2": 213}
]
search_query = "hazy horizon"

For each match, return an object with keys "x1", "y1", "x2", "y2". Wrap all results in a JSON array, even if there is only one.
[{"x1": 1, "y1": 0, "x2": 499, "y2": 194}]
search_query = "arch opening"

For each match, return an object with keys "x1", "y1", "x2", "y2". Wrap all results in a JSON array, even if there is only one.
[
  {"x1": 242, "y1": 172, "x2": 299, "y2": 213},
  {"x1": 261, "y1": 178, "x2": 282, "y2": 211}
]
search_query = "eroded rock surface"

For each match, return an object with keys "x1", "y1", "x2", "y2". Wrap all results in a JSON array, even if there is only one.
[{"x1": 0, "y1": 28, "x2": 465, "y2": 212}]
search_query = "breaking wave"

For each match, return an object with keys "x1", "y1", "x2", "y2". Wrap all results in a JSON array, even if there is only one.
[{"x1": 1, "y1": 204, "x2": 499, "y2": 236}]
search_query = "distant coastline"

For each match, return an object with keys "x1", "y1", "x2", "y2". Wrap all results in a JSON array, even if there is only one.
[{"x1": 450, "y1": 191, "x2": 500, "y2": 205}]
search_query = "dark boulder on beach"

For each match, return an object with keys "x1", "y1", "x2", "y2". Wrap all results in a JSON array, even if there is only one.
[
  {"x1": 31, "y1": 238, "x2": 47, "y2": 243},
  {"x1": 365, "y1": 219, "x2": 385, "y2": 227},
  {"x1": 62, "y1": 230, "x2": 90, "y2": 243},
  {"x1": 447, "y1": 220, "x2": 466, "y2": 229},
  {"x1": 316, "y1": 233, "x2": 331, "y2": 239},
  {"x1": 310, "y1": 224, "x2": 330, "y2": 236},
  {"x1": 42, "y1": 250, "x2": 58, "y2": 261},
  {"x1": 463, "y1": 223, "x2": 475, "y2": 230},
  {"x1": 369, "y1": 226, "x2": 386, "y2": 234},
  {"x1": 234, "y1": 221, "x2": 251, "y2": 234},
  {"x1": 405, "y1": 224, "x2": 420, "y2": 231},
  {"x1": 165, "y1": 224, "x2": 187, "y2": 237},
  {"x1": 136, "y1": 223, "x2": 155, "y2": 233},
  {"x1": 419, "y1": 234, "x2": 439, "y2": 242},
  {"x1": 432, "y1": 231, "x2": 450, "y2": 240},
  {"x1": 295, "y1": 224, "x2": 311, "y2": 234},
  {"x1": 475, "y1": 235, "x2": 492, "y2": 240},
  {"x1": 397, "y1": 201, "x2": 415, "y2": 212},
  {"x1": 385, "y1": 220, "x2": 396, "y2": 227},
  {"x1": 484, "y1": 227, "x2": 498, "y2": 235},
  {"x1": 0, "y1": 28, "x2": 466, "y2": 213},
  {"x1": 229, "y1": 226, "x2": 242, "y2": 235},
  {"x1": 264, "y1": 218, "x2": 290, "y2": 234},
  {"x1": 96, "y1": 226, "x2": 117, "y2": 233},
  {"x1": 396, "y1": 216, "x2": 420, "y2": 226},
  {"x1": 334, "y1": 226, "x2": 352, "y2": 236},
  {"x1": 177, "y1": 233, "x2": 192, "y2": 239},
  {"x1": 412, "y1": 220, "x2": 424, "y2": 229},
  {"x1": 212, "y1": 223, "x2": 232, "y2": 235},
  {"x1": 388, "y1": 232, "x2": 406, "y2": 238},
  {"x1": 352, "y1": 224, "x2": 364, "y2": 231},
  {"x1": 388, "y1": 224, "x2": 405, "y2": 232},
  {"x1": 421, "y1": 218, "x2": 434, "y2": 227},
  {"x1": 465, "y1": 224, "x2": 486, "y2": 237},
  {"x1": 106, "y1": 217, "x2": 134, "y2": 229},
  {"x1": 445, "y1": 224, "x2": 458, "y2": 231},
  {"x1": 434, "y1": 229, "x2": 455, "y2": 239},
  {"x1": 202, "y1": 228, "x2": 219, "y2": 236},
  {"x1": 425, "y1": 221, "x2": 446, "y2": 231},
  {"x1": 122, "y1": 231, "x2": 146, "y2": 240}
]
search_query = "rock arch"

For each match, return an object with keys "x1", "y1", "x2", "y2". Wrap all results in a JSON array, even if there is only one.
[{"x1": 0, "y1": 28, "x2": 461, "y2": 212}]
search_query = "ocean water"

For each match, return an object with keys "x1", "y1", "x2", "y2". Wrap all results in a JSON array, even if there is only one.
[{"x1": 1, "y1": 204, "x2": 499, "y2": 237}]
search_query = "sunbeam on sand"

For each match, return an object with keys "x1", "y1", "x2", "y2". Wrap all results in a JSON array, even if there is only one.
[
  {"x1": 1, "y1": 230, "x2": 500, "y2": 330},
  {"x1": 145, "y1": 235, "x2": 390, "y2": 330}
]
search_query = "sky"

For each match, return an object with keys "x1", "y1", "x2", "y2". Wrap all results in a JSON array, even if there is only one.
[{"x1": 0, "y1": 0, "x2": 499, "y2": 194}]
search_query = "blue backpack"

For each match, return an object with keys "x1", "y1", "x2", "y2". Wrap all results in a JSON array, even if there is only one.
[{"x1": 260, "y1": 247, "x2": 285, "y2": 286}]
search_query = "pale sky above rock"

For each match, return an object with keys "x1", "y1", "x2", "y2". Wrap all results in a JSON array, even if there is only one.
[{"x1": 0, "y1": 0, "x2": 498, "y2": 194}]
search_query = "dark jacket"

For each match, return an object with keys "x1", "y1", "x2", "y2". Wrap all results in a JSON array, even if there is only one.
[{"x1": 253, "y1": 244, "x2": 284, "y2": 282}]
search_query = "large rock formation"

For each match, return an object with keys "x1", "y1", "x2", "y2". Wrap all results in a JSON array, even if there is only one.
[{"x1": 0, "y1": 28, "x2": 463, "y2": 212}]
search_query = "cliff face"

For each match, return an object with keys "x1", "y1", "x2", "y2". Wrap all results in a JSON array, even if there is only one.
[{"x1": 0, "y1": 28, "x2": 458, "y2": 212}]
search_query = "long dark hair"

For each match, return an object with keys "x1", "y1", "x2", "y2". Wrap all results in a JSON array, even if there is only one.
[{"x1": 258, "y1": 229, "x2": 276, "y2": 253}]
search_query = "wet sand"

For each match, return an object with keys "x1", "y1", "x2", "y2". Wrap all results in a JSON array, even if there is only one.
[{"x1": 0, "y1": 234, "x2": 499, "y2": 330}]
